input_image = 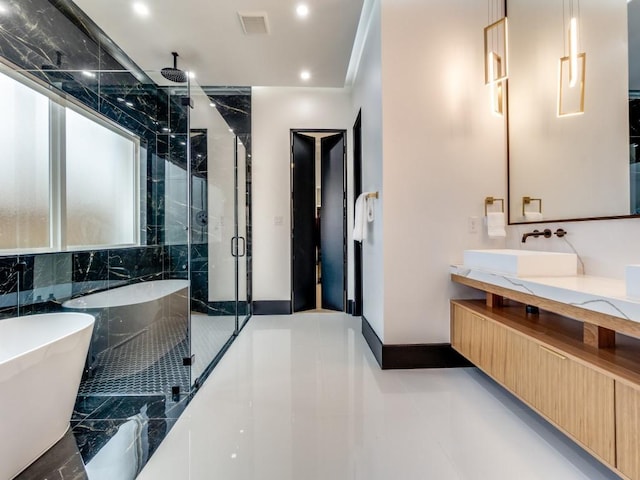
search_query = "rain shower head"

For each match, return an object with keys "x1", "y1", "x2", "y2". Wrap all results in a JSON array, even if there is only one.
[{"x1": 161, "y1": 52, "x2": 188, "y2": 83}]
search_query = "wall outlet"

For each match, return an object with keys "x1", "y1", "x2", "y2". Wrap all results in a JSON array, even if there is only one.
[{"x1": 468, "y1": 216, "x2": 480, "y2": 234}]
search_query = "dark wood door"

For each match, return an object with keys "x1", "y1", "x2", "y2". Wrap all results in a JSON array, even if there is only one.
[
  {"x1": 321, "y1": 134, "x2": 345, "y2": 311},
  {"x1": 292, "y1": 133, "x2": 317, "y2": 312}
]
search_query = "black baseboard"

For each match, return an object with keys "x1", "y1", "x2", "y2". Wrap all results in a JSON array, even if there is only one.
[
  {"x1": 347, "y1": 300, "x2": 354, "y2": 315},
  {"x1": 361, "y1": 315, "x2": 384, "y2": 366},
  {"x1": 253, "y1": 300, "x2": 292, "y2": 315},
  {"x1": 204, "y1": 301, "x2": 249, "y2": 316},
  {"x1": 361, "y1": 316, "x2": 473, "y2": 370}
]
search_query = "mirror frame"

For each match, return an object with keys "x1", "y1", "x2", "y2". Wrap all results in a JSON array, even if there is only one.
[{"x1": 505, "y1": 0, "x2": 640, "y2": 225}]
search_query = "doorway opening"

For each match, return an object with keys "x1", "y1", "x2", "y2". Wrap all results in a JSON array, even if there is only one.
[{"x1": 291, "y1": 129, "x2": 347, "y2": 313}]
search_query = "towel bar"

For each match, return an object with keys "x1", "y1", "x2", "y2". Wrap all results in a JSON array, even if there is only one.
[
  {"x1": 484, "y1": 196, "x2": 504, "y2": 216},
  {"x1": 522, "y1": 196, "x2": 542, "y2": 216}
]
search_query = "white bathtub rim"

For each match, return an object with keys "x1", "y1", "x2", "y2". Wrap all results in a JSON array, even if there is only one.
[
  {"x1": 61, "y1": 279, "x2": 189, "y2": 310},
  {"x1": 0, "y1": 312, "x2": 95, "y2": 366}
]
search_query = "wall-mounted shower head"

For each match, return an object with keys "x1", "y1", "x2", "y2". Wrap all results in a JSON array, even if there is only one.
[{"x1": 161, "y1": 52, "x2": 188, "y2": 83}]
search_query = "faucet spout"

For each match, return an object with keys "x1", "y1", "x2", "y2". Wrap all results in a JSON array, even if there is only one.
[{"x1": 521, "y1": 228, "x2": 552, "y2": 243}]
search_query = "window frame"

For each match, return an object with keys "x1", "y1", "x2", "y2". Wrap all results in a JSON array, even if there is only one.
[{"x1": 0, "y1": 59, "x2": 141, "y2": 256}]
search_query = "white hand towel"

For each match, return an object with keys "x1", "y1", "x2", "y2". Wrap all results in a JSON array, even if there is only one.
[
  {"x1": 353, "y1": 193, "x2": 368, "y2": 242},
  {"x1": 524, "y1": 211, "x2": 544, "y2": 222},
  {"x1": 366, "y1": 196, "x2": 375, "y2": 222},
  {"x1": 486, "y1": 212, "x2": 506, "y2": 238}
]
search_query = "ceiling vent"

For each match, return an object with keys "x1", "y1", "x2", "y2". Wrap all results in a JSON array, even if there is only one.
[{"x1": 238, "y1": 12, "x2": 270, "y2": 35}]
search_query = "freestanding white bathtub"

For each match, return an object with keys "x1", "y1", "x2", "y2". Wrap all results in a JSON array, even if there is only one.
[{"x1": 0, "y1": 312, "x2": 95, "y2": 480}]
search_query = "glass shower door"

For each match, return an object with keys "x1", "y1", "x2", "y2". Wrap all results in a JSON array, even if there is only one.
[
  {"x1": 188, "y1": 85, "x2": 237, "y2": 385},
  {"x1": 236, "y1": 136, "x2": 251, "y2": 330}
]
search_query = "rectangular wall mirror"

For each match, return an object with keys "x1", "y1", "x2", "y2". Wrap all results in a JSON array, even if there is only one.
[{"x1": 507, "y1": 0, "x2": 639, "y2": 223}]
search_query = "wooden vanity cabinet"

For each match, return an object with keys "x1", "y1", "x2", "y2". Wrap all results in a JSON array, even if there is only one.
[
  {"x1": 452, "y1": 301, "x2": 616, "y2": 469},
  {"x1": 617, "y1": 381, "x2": 640, "y2": 480},
  {"x1": 534, "y1": 344, "x2": 615, "y2": 464}
]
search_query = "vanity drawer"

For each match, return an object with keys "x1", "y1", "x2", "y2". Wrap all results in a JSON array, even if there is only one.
[
  {"x1": 451, "y1": 302, "x2": 616, "y2": 466},
  {"x1": 616, "y1": 381, "x2": 640, "y2": 480},
  {"x1": 534, "y1": 344, "x2": 615, "y2": 465}
]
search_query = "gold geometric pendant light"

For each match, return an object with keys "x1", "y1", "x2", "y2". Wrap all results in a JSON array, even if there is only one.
[
  {"x1": 484, "y1": 0, "x2": 508, "y2": 115},
  {"x1": 558, "y1": 0, "x2": 586, "y2": 117}
]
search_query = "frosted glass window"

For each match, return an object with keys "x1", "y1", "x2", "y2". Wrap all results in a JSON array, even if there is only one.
[
  {"x1": 66, "y1": 108, "x2": 137, "y2": 247},
  {"x1": 0, "y1": 71, "x2": 51, "y2": 250}
]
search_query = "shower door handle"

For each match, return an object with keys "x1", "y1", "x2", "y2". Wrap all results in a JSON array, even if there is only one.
[
  {"x1": 238, "y1": 237, "x2": 246, "y2": 257},
  {"x1": 230, "y1": 237, "x2": 246, "y2": 257}
]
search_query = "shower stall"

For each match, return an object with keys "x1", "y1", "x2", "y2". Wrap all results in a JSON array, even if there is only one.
[{"x1": 0, "y1": 0, "x2": 252, "y2": 475}]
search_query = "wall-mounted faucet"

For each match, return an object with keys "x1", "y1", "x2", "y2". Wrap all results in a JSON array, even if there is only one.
[{"x1": 521, "y1": 228, "x2": 567, "y2": 243}]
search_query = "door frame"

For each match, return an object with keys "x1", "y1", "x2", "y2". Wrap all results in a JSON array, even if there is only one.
[
  {"x1": 290, "y1": 128, "x2": 348, "y2": 311},
  {"x1": 352, "y1": 111, "x2": 363, "y2": 316}
]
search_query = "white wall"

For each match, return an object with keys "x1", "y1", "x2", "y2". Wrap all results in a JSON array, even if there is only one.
[
  {"x1": 252, "y1": 87, "x2": 354, "y2": 302},
  {"x1": 350, "y1": 0, "x2": 385, "y2": 340},
  {"x1": 507, "y1": 219, "x2": 640, "y2": 279},
  {"x1": 376, "y1": 0, "x2": 507, "y2": 344}
]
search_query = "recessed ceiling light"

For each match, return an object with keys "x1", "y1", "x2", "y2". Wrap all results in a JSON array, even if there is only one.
[
  {"x1": 162, "y1": 127, "x2": 170, "y2": 132},
  {"x1": 188, "y1": 71, "x2": 196, "y2": 79},
  {"x1": 117, "y1": 97, "x2": 125, "y2": 102},
  {"x1": 125, "y1": 101, "x2": 134, "y2": 107},
  {"x1": 300, "y1": 70, "x2": 311, "y2": 81},
  {"x1": 132, "y1": 2, "x2": 150, "y2": 17},
  {"x1": 228, "y1": 129, "x2": 234, "y2": 133},
  {"x1": 82, "y1": 70, "x2": 96, "y2": 78},
  {"x1": 296, "y1": 4, "x2": 309, "y2": 17},
  {"x1": 209, "y1": 102, "x2": 217, "y2": 108}
]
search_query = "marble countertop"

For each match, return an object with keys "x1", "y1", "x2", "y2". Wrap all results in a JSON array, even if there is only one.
[{"x1": 450, "y1": 265, "x2": 640, "y2": 323}]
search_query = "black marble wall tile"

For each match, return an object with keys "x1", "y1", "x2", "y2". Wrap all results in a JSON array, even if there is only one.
[
  {"x1": 167, "y1": 90, "x2": 189, "y2": 137},
  {"x1": 0, "y1": 0, "x2": 100, "y2": 78},
  {"x1": 165, "y1": 244, "x2": 189, "y2": 274},
  {"x1": 190, "y1": 243, "x2": 209, "y2": 273},
  {"x1": 108, "y1": 246, "x2": 164, "y2": 282},
  {"x1": 191, "y1": 129, "x2": 208, "y2": 177},
  {"x1": 83, "y1": 419, "x2": 167, "y2": 464},
  {"x1": 208, "y1": 90, "x2": 251, "y2": 134},
  {"x1": 86, "y1": 395, "x2": 167, "y2": 421},
  {"x1": 630, "y1": 98, "x2": 640, "y2": 138},
  {"x1": 148, "y1": 153, "x2": 167, "y2": 245},
  {"x1": 0, "y1": 256, "x2": 19, "y2": 296},
  {"x1": 72, "y1": 250, "x2": 110, "y2": 296},
  {"x1": 190, "y1": 271, "x2": 209, "y2": 313},
  {"x1": 98, "y1": 74, "x2": 159, "y2": 137},
  {"x1": 0, "y1": 256, "x2": 19, "y2": 318},
  {"x1": 73, "y1": 251, "x2": 109, "y2": 279}
]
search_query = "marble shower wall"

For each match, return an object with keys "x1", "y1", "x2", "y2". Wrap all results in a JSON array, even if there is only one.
[
  {"x1": 0, "y1": 0, "x2": 253, "y2": 320},
  {"x1": 0, "y1": 0, "x2": 188, "y2": 316}
]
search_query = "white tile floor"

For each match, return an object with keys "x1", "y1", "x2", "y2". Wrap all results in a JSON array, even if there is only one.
[{"x1": 137, "y1": 313, "x2": 621, "y2": 480}]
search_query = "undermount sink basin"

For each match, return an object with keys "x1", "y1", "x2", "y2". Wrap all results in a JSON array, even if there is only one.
[
  {"x1": 463, "y1": 249, "x2": 578, "y2": 277},
  {"x1": 626, "y1": 265, "x2": 640, "y2": 298}
]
